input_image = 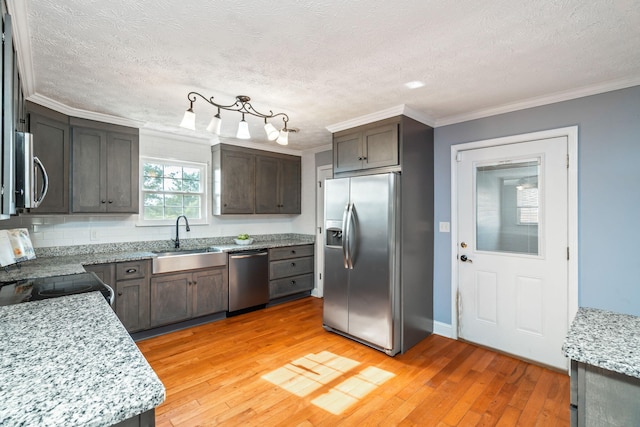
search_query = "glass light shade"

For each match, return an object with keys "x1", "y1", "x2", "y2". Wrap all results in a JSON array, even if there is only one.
[
  {"x1": 276, "y1": 130, "x2": 289, "y2": 145},
  {"x1": 264, "y1": 122, "x2": 279, "y2": 141},
  {"x1": 179, "y1": 109, "x2": 196, "y2": 130},
  {"x1": 236, "y1": 120, "x2": 251, "y2": 139},
  {"x1": 206, "y1": 114, "x2": 222, "y2": 134}
]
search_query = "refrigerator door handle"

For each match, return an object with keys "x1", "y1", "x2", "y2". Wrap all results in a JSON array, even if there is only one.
[
  {"x1": 346, "y1": 203, "x2": 355, "y2": 269},
  {"x1": 341, "y1": 203, "x2": 350, "y2": 268}
]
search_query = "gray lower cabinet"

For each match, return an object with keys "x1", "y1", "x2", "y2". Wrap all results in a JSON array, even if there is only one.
[
  {"x1": 85, "y1": 260, "x2": 151, "y2": 333},
  {"x1": 26, "y1": 103, "x2": 70, "y2": 214},
  {"x1": 571, "y1": 360, "x2": 640, "y2": 426},
  {"x1": 71, "y1": 118, "x2": 139, "y2": 213},
  {"x1": 333, "y1": 120, "x2": 399, "y2": 174},
  {"x1": 268, "y1": 245, "x2": 314, "y2": 299},
  {"x1": 150, "y1": 267, "x2": 228, "y2": 328}
]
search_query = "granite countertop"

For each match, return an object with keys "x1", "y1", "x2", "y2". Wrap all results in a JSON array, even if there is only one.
[
  {"x1": 0, "y1": 234, "x2": 315, "y2": 283},
  {"x1": 563, "y1": 307, "x2": 640, "y2": 379},
  {"x1": 0, "y1": 292, "x2": 165, "y2": 426}
]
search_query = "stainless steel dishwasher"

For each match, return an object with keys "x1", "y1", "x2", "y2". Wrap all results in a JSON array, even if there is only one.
[{"x1": 228, "y1": 249, "x2": 269, "y2": 313}]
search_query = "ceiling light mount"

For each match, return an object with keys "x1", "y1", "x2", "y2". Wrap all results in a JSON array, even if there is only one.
[{"x1": 179, "y1": 91, "x2": 298, "y2": 143}]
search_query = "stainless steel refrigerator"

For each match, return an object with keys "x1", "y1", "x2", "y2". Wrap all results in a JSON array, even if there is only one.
[{"x1": 324, "y1": 172, "x2": 431, "y2": 356}]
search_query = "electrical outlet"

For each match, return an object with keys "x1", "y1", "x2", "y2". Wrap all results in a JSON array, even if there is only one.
[
  {"x1": 90, "y1": 230, "x2": 98, "y2": 241},
  {"x1": 439, "y1": 222, "x2": 450, "y2": 233}
]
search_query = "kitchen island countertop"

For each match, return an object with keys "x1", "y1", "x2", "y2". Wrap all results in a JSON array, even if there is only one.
[
  {"x1": 562, "y1": 307, "x2": 640, "y2": 378},
  {"x1": 0, "y1": 292, "x2": 165, "y2": 426}
]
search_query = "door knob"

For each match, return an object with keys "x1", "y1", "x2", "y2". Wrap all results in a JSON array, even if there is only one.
[{"x1": 460, "y1": 255, "x2": 473, "y2": 263}]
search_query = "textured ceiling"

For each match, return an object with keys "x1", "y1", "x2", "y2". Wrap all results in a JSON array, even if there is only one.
[{"x1": 9, "y1": 0, "x2": 640, "y2": 150}]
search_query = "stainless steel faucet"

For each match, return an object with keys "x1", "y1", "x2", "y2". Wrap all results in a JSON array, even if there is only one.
[{"x1": 173, "y1": 215, "x2": 191, "y2": 248}]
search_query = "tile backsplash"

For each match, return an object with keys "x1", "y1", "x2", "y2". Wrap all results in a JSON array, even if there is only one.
[{"x1": 0, "y1": 214, "x2": 298, "y2": 248}]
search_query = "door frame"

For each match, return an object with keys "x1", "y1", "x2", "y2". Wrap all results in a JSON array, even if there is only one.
[
  {"x1": 313, "y1": 164, "x2": 333, "y2": 298},
  {"x1": 450, "y1": 126, "x2": 578, "y2": 341}
]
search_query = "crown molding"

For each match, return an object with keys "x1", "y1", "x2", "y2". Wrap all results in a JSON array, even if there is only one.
[
  {"x1": 326, "y1": 104, "x2": 436, "y2": 133},
  {"x1": 28, "y1": 93, "x2": 145, "y2": 128},
  {"x1": 6, "y1": 0, "x2": 35, "y2": 97},
  {"x1": 436, "y1": 77, "x2": 640, "y2": 126}
]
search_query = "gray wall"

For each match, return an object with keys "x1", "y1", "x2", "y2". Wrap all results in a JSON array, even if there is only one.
[{"x1": 434, "y1": 85, "x2": 640, "y2": 324}]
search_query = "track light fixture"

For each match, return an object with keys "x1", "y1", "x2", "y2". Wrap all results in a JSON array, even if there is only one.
[{"x1": 179, "y1": 92, "x2": 298, "y2": 144}]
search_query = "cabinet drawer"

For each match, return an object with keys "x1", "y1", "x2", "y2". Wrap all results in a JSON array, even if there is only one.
[
  {"x1": 269, "y1": 244, "x2": 314, "y2": 261},
  {"x1": 116, "y1": 260, "x2": 148, "y2": 280},
  {"x1": 269, "y1": 256, "x2": 314, "y2": 280},
  {"x1": 270, "y1": 274, "x2": 314, "y2": 299}
]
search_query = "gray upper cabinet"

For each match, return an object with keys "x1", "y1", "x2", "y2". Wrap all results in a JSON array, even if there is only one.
[
  {"x1": 256, "y1": 155, "x2": 301, "y2": 214},
  {"x1": 212, "y1": 145, "x2": 255, "y2": 214},
  {"x1": 333, "y1": 120, "x2": 399, "y2": 174},
  {"x1": 213, "y1": 143, "x2": 301, "y2": 215},
  {"x1": 71, "y1": 118, "x2": 139, "y2": 213},
  {"x1": 26, "y1": 103, "x2": 70, "y2": 214}
]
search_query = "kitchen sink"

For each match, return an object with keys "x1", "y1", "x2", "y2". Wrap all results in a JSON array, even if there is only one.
[{"x1": 152, "y1": 248, "x2": 226, "y2": 274}]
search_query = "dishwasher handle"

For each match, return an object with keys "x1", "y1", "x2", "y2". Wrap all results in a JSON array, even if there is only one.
[{"x1": 229, "y1": 251, "x2": 268, "y2": 259}]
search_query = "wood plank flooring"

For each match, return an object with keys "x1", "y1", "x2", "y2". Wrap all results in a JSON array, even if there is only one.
[{"x1": 136, "y1": 296, "x2": 570, "y2": 426}]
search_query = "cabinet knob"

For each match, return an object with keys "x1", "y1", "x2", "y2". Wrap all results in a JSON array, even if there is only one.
[
  {"x1": 101, "y1": 200, "x2": 106, "y2": 204},
  {"x1": 108, "y1": 200, "x2": 113, "y2": 204},
  {"x1": 193, "y1": 281, "x2": 197, "y2": 286},
  {"x1": 290, "y1": 280, "x2": 296, "y2": 286},
  {"x1": 117, "y1": 292, "x2": 123, "y2": 296},
  {"x1": 291, "y1": 250, "x2": 296, "y2": 254},
  {"x1": 291, "y1": 262, "x2": 296, "y2": 267},
  {"x1": 362, "y1": 156, "x2": 367, "y2": 160},
  {"x1": 126, "y1": 268, "x2": 137, "y2": 274}
]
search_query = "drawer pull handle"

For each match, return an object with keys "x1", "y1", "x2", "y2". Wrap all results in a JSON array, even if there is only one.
[{"x1": 126, "y1": 268, "x2": 137, "y2": 273}]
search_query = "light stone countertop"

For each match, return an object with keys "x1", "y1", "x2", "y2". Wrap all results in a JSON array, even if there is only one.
[
  {"x1": 0, "y1": 234, "x2": 314, "y2": 283},
  {"x1": 563, "y1": 307, "x2": 640, "y2": 379},
  {"x1": 0, "y1": 292, "x2": 165, "y2": 426}
]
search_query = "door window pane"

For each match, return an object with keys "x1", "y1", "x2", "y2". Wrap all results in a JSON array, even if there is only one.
[{"x1": 476, "y1": 160, "x2": 540, "y2": 255}]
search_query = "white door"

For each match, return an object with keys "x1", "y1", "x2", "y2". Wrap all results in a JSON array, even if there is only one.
[
  {"x1": 314, "y1": 166, "x2": 333, "y2": 298},
  {"x1": 457, "y1": 137, "x2": 568, "y2": 370}
]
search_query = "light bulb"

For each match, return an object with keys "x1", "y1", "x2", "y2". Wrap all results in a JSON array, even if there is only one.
[
  {"x1": 179, "y1": 108, "x2": 196, "y2": 130},
  {"x1": 264, "y1": 122, "x2": 279, "y2": 141},
  {"x1": 207, "y1": 113, "x2": 222, "y2": 135},
  {"x1": 236, "y1": 119, "x2": 251, "y2": 139},
  {"x1": 276, "y1": 130, "x2": 289, "y2": 145}
]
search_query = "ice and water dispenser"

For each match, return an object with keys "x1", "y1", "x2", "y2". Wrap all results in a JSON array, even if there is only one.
[{"x1": 325, "y1": 220, "x2": 343, "y2": 248}]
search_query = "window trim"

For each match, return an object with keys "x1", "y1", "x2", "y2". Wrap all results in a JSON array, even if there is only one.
[{"x1": 137, "y1": 156, "x2": 209, "y2": 227}]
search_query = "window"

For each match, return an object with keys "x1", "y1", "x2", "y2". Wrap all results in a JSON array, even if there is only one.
[
  {"x1": 516, "y1": 187, "x2": 539, "y2": 225},
  {"x1": 140, "y1": 158, "x2": 207, "y2": 225}
]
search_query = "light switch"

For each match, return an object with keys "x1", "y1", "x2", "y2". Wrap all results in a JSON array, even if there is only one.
[{"x1": 439, "y1": 222, "x2": 450, "y2": 233}]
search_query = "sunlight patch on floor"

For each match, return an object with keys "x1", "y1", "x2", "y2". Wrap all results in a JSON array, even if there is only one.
[
  {"x1": 261, "y1": 351, "x2": 360, "y2": 397},
  {"x1": 262, "y1": 351, "x2": 395, "y2": 415}
]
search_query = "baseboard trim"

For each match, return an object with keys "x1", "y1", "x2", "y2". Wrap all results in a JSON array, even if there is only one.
[{"x1": 433, "y1": 321, "x2": 454, "y2": 338}]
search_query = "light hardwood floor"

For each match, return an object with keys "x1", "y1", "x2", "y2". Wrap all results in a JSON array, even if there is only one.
[{"x1": 137, "y1": 297, "x2": 570, "y2": 426}]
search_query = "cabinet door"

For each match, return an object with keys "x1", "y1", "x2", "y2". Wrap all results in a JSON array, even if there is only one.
[
  {"x1": 106, "y1": 132, "x2": 139, "y2": 213},
  {"x1": 84, "y1": 263, "x2": 115, "y2": 289},
  {"x1": 116, "y1": 278, "x2": 150, "y2": 332},
  {"x1": 220, "y1": 149, "x2": 255, "y2": 214},
  {"x1": 278, "y1": 158, "x2": 301, "y2": 214},
  {"x1": 150, "y1": 272, "x2": 192, "y2": 327},
  {"x1": 333, "y1": 131, "x2": 363, "y2": 173},
  {"x1": 362, "y1": 123, "x2": 398, "y2": 170},
  {"x1": 255, "y1": 156, "x2": 279, "y2": 214},
  {"x1": 30, "y1": 113, "x2": 70, "y2": 213},
  {"x1": 72, "y1": 127, "x2": 107, "y2": 212},
  {"x1": 192, "y1": 267, "x2": 228, "y2": 317}
]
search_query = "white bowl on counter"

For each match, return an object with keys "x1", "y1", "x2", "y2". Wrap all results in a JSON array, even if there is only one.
[{"x1": 234, "y1": 238, "x2": 254, "y2": 245}]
